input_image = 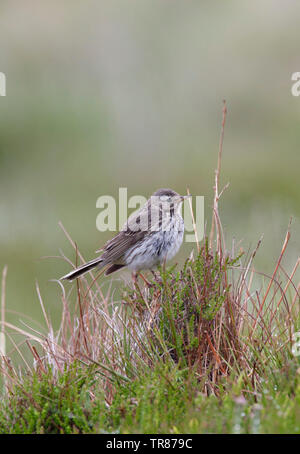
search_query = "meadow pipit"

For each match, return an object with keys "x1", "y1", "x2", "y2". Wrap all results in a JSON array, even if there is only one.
[{"x1": 61, "y1": 188, "x2": 190, "y2": 281}]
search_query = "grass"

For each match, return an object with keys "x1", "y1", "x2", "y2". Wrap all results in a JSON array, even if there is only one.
[{"x1": 0, "y1": 104, "x2": 299, "y2": 434}]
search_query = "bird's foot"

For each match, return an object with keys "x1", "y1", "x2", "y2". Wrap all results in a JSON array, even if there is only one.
[{"x1": 132, "y1": 272, "x2": 153, "y2": 288}]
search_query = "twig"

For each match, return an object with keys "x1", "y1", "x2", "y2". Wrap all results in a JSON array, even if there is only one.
[
  {"x1": 250, "y1": 220, "x2": 292, "y2": 338},
  {"x1": 1, "y1": 265, "x2": 8, "y2": 357},
  {"x1": 1, "y1": 265, "x2": 8, "y2": 390},
  {"x1": 209, "y1": 100, "x2": 227, "y2": 253}
]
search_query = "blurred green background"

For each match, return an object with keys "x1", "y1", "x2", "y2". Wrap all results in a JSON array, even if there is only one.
[{"x1": 0, "y1": 1, "x2": 299, "y2": 333}]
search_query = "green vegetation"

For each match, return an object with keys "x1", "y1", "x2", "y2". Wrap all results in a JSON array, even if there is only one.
[
  {"x1": 1, "y1": 314, "x2": 300, "y2": 434},
  {"x1": 0, "y1": 232, "x2": 299, "y2": 433}
]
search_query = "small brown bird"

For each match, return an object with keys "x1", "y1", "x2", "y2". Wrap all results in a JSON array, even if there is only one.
[{"x1": 60, "y1": 188, "x2": 190, "y2": 281}]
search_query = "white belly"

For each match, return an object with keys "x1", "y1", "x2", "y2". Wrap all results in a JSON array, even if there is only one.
[{"x1": 124, "y1": 216, "x2": 184, "y2": 272}]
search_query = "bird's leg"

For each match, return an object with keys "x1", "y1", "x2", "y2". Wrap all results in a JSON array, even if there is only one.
[
  {"x1": 151, "y1": 269, "x2": 162, "y2": 285},
  {"x1": 132, "y1": 272, "x2": 138, "y2": 286},
  {"x1": 132, "y1": 271, "x2": 152, "y2": 288},
  {"x1": 138, "y1": 272, "x2": 153, "y2": 287},
  {"x1": 151, "y1": 270, "x2": 159, "y2": 282}
]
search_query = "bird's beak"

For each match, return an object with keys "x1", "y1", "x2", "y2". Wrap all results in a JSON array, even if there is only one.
[{"x1": 180, "y1": 194, "x2": 192, "y2": 201}]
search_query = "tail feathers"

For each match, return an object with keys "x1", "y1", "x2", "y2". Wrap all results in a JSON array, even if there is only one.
[
  {"x1": 105, "y1": 263, "x2": 125, "y2": 275},
  {"x1": 60, "y1": 257, "x2": 104, "y2": 281}
]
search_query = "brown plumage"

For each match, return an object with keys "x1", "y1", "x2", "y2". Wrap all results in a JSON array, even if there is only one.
[{"x1": 60, "y1": 188, "x2": 189, "y2": 281}]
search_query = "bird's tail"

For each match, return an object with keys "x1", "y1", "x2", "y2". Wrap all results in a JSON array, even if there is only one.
[{"x1": 60, "y1": 257, "x2": 104, "y2": 281}]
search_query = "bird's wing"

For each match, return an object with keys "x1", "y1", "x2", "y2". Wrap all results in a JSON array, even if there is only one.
[
  {"x1": 100, "y1": 205, "x2": 153, "y2": 264},
  {"x1": 96, "y1": 203, "x2": 165, "y2": 264},
  {"x1": 100, "y1": 230, "x2": 145, "y2": 264}
]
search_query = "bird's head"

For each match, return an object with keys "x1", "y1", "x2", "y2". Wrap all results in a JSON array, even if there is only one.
[{"x1": 151, "y1": 188, "x2": 191, "y2": 213}]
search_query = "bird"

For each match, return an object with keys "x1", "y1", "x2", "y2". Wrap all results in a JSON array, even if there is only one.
[{"x1": 60, "y1": 188, "x2": 190, "y2": 282}]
